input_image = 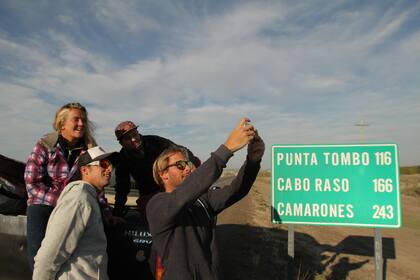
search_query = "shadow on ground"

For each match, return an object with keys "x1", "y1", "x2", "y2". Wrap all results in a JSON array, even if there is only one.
[
  {"x1": 217, "y1": 224, "x2": 394, "y2": 280},
  {"x1": 0, "y1": 224, "x2": 394, "y2": 280}
]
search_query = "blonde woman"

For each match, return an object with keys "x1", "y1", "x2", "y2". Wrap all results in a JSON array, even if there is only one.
[{"x1": 24, "y1": 102, "x2": 96, "y2": 270}]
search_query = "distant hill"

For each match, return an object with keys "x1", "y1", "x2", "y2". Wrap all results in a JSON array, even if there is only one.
[
  {"x1": 256, "y1": 166, "x2": 420, "y2": 176},
  {"x1": 400, "y1": 166, "x2": 420, "y2": 175}
]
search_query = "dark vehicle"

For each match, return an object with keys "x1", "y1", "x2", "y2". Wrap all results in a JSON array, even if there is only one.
[
  {"x1": 0, "y1": 154, "x2": 30, "y2": 279},
  {"x1": 0, "y1": 154, "x2": 27, "y2": 216}
]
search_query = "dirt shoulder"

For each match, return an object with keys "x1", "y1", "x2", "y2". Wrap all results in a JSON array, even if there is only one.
[{"x1": 217, "y1": 176, "x2": 420, "y2": 280}]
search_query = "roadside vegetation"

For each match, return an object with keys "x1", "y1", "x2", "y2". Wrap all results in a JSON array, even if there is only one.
[
  {"x1": 400, "y1": 165, "x2": 420, "y2": 174},
  {"x1": 400, "y1": 173, "x2": 420, "y2": 197},
  {"x1": 257, "y1": 169, "x2": 271, "y2": 177}
]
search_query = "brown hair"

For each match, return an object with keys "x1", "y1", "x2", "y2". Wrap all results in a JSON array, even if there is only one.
[
  {"x1": 53, "y1": 102, "x2": 96, "y2": 147},
  {"x1": 152, "y1": 146, "x2": 188, "y2": 186}
]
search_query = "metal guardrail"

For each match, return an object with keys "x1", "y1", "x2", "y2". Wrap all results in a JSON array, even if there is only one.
[
  {"x1": 0, "y1": 214, "x2": 26, "y2": 236},
  {"x1": 104, "y1": 184, "x2": 138, "y2": 196},
  {"x1": 0, "y1": 175, "x2": 236, "y2": 236}
]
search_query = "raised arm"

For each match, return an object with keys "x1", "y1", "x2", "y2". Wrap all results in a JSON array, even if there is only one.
[
  {"x1": 206, "y1": 131, "x2": 265, "y2": 214},
  {"x1": 114, "y1": 160, "x2": 131, "y2": 217},
  {"x1": 146, "y1": 145, "x2": 231, "y2": 233},
  {"x1": 146, "y1": 118, "x2": 255, "y2": 233}
]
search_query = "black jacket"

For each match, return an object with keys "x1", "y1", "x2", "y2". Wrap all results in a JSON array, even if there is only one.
[
  {"x1": 146, "y1": 145, "x2": 261, "y2": 280},
  {"x1": 114, "y1": 135, "x2": 199, "y2": 216}
]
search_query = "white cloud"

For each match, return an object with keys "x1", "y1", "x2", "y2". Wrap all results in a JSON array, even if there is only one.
[
  {"x1": 91, "y1": 0, "x2": 174, "y2": 33},
  {"x1": 0, "y1": 1, "x2": 419, "y2": 168},
  {"x1": 56, "y1": 14, "x2": 76, "y2": 27}
]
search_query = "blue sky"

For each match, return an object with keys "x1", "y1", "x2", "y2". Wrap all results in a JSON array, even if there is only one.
[{"x1": 1, "y1": 0, "x2": 419, "y2": 169}]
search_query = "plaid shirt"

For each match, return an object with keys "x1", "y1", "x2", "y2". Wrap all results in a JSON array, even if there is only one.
[{"x1": 24, "y1": 140, "x2": 86, "y2": 207}]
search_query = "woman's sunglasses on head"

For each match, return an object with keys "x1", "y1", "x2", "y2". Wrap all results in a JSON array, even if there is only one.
[{"x1": 61, "y1": 102, "x2": 86, "y2": 112}]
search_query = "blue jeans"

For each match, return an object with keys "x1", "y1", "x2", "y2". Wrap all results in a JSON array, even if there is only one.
[{"x1": 26, "y1": 204, "x2": 54, "y2": 271}]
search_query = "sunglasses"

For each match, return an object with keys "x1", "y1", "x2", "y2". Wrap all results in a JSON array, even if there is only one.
[
  {"x1": 88, "y1": 159, "x2": 112, "y2": 169},
  {"x1": 165, "y1": 160, "x2": 193, "y2": 171},
  {"x1": 61, "y1": 102, "x2": 86, "y2": 112},
  {"x1": 122, "y1": 130, "x2": 141, "y2": 141}
]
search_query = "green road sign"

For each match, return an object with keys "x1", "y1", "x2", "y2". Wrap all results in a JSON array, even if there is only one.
[{"x1": 271, "y1": 144, "x2": 401, "y2": 228}]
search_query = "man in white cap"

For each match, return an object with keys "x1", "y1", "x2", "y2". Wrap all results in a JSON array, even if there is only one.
[{"x1": 33, "y1": 146, "x2": 117, "y2": 280}]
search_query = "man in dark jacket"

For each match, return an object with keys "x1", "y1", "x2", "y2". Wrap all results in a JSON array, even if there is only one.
[
  {"x1": 113, "y1": 121, "x2": 200, "y2": 218},
  {"x1": 147, "y1": 118, "x2": 265, "y2": 280},
  {"x1": 109, "y1": 121, "x2": 200, "y2": 279}
]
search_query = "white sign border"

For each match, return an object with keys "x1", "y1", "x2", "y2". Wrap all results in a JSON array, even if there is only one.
[{"x1": 271, "y1": 143, "x2": 401, "y2": 228}]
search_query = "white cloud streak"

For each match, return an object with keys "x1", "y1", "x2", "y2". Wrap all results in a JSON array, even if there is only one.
[{"x1": 0, "y1": 1, "x2": 419, "y2": 168}]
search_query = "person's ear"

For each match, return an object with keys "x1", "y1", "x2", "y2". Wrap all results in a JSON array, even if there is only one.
[
  {"x1": 59, "y1": 118, "x2": 67, "y2": 131},
  {"x1": 159, "y1": 170, "x2": 169, "y2": 182},
  {"x1": 80, "y1": 166, "x2": 89, "y2": 176}
]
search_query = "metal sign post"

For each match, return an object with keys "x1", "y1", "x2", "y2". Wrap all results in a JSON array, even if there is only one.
[
  {"x1": 375, "y1": 228, "x2": 383, "y2": 280},
  {"x1": 287, "y1": 224, "x2": 294, "y2": 259}
]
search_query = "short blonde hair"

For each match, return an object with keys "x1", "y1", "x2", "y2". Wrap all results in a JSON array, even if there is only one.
[
  {"x1": 53, "y1": 102, "x2": 96, "y2": 147},
  {"x1": 153, "y1": 146, "x2": 188, "y2": 186}
]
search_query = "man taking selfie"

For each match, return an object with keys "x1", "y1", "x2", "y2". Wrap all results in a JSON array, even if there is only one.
[{"x1": 147, "y1": 118, "x2": 265, "y2": 280}]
